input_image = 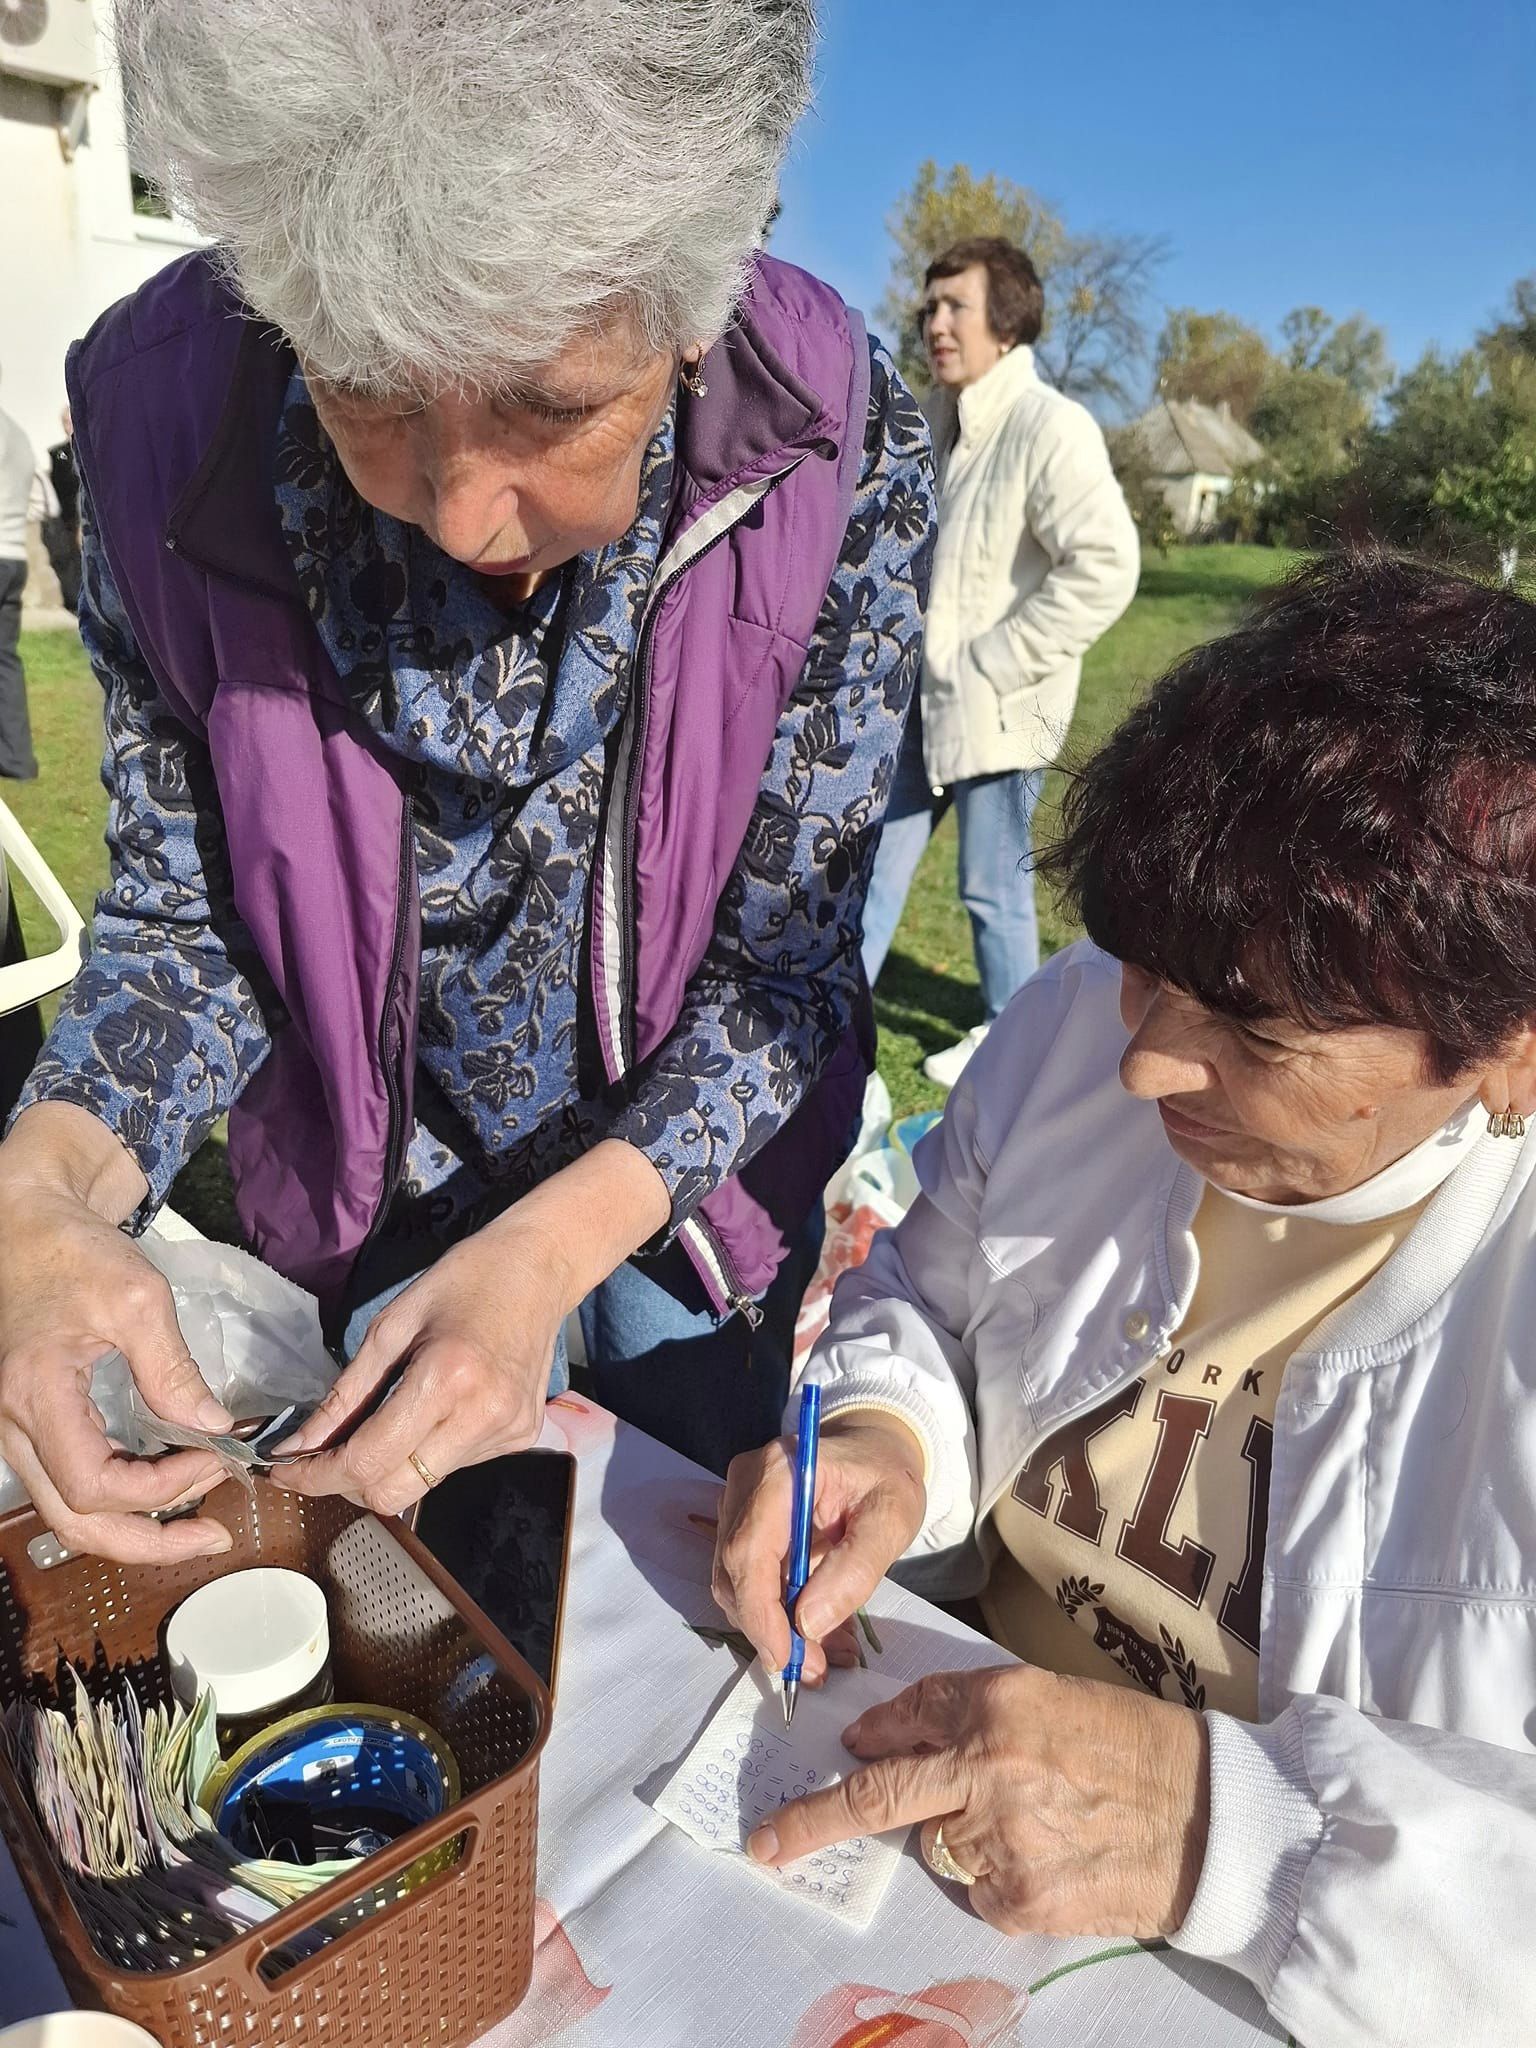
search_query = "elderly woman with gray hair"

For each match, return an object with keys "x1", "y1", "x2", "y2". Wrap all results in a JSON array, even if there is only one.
[{"x1": 0, "y1": 0, "x2": 934, "y2": 1562}]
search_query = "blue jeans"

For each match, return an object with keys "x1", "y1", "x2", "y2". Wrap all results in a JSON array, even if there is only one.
[
  {"x1": 340, "y1": 1203, "x2": 823, "y2": 1476},
  {"x1": 862, "y1": 702, "x2": 1044, "y2": 1018},
  {"x1": 578, "y1": 1211, "x2": 823, "y2": 1475},
  {"x1": 860, "y1": 699, "x2": 939, "y2": 988}
]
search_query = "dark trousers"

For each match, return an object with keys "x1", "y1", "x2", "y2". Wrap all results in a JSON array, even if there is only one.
[
  {"x1": 0, "y1": 561, "x2": 37, "y2": 782},
  {"x1": 578, "y1": 1205, "x2": 826, "y2": 1476}
]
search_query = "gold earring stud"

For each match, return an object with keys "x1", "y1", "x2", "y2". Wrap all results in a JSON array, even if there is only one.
[{"x1": 1488, "y1": 1108, "x2": 1527, "y2": 1138}]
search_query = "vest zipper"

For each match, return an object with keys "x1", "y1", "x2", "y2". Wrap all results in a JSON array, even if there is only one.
[
  {"x1": 363, "y1": 789, "x2": 417, "y2": 1253},
  {"x1": 588, "y1": 456, "x2": 814, "y2": 1321},
  {"x1": 679, "y1": 1214, "x2": 766, "y2": 1328}
]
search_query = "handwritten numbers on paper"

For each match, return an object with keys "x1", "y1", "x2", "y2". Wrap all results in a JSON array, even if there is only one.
[
  {"x1": 654, "y1": 1664, "x2": 911, "y2": 1928},
  {"x1": 720, "y1": 1725, "x2": 872, "y2": 1914}
]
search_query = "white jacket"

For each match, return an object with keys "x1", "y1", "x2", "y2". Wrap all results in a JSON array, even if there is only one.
[
  {"x1": 804, "y1": 942, "x2": 1536, "y2": 2048},
  {"x1": 0, "y1": 407, "x2": 34, "y2": 564},
  {"x1": 919, "y1": 348, "x2": 1139, "y2": 786}
]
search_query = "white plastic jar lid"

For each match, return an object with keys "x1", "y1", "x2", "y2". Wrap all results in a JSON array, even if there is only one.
[{"x1": 165, "y1": 1567, "x2": 330, "y2": 1719}]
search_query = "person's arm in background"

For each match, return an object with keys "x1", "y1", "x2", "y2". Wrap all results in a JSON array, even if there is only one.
[
  {"x1": 0, "y1": 493, "x2": 276, "y2": 1559},
  {"x1": 964, "y1": 398, "x2": 1139, "y2": 705}
]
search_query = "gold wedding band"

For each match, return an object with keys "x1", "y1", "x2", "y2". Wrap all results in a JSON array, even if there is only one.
[
  {"x1": 925, "y1": 1822, "x2": 978, "y2": 1887},
  {"x1": 408, "y1": 1451, "x2": 439, "y2": 1491}
]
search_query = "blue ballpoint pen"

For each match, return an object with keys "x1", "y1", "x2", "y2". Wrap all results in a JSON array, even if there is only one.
[{"x1": 781, "y1": 1380, "x2": 822, "y2": 1727}]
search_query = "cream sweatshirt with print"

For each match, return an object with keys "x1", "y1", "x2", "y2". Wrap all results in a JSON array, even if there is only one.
[{"x1": 985, "y1": 1160, "x2": 1468, "y2": 1715}]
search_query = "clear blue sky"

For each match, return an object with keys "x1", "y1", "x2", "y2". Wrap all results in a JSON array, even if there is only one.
[{"x1": 771, "y1": 0, "x2": 1535, "y2": 408}]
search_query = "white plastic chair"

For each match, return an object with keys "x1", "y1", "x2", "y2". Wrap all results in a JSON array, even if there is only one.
[{"x1": 0, "y1": 797, "x2": 87, "y2": 1016}]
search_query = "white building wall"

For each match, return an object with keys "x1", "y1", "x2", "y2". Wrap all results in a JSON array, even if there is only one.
[
  {"x1": 0, "y1": 4, "x2": 200, "y2": 473},
  {"x1": 1155, "y1": 471, "x2": 1235, "y2": 539}
]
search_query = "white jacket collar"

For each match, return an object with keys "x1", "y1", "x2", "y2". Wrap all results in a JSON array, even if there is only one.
[{"x1": 954, "y1": 344, "x2": 1038, "y2": 441}]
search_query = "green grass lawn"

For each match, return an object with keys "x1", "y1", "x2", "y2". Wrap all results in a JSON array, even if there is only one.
[{"x1": 9, "y1": 543, "x2": 1292, "y2": 1239}]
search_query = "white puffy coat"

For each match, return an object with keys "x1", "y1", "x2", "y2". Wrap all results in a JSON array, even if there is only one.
[
  {"x1": 919, "y1": 348, "x2": 1139, "y2": 786},
  {"x1": 803, "y1": 941, "x2": 1536, "y2": 2048}
]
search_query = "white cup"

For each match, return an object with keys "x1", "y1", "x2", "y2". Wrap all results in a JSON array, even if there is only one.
[{"x1": 0, "y1": 2018, "x2": 162, "y2": 2046}]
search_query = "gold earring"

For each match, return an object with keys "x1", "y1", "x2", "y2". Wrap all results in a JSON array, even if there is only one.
[
  {"x1": 680, "y1": 357, "x2": 708, "y2": 399},
  {"x1": 1488, "y1": 1108, "x2": 1527, "y2": 1138}
]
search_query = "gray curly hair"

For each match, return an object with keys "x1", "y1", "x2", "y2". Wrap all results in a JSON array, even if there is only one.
[{"x1": 114, "y1": 0, "x2": 818, "y2": 397}]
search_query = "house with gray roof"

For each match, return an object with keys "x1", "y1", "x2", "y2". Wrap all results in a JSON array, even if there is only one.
[{"x1": 1131, "y1": 397, "x2": 1265, "y2": 536}]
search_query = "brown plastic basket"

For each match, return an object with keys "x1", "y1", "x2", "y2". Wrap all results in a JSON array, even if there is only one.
[{"x1": 0, "y1": 1478, "x2": 550, "y2": 2048}]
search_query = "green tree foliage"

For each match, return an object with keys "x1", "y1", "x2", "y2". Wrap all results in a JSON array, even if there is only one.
[
  {"x1": 1356, "y1": 350, "x2": 1500, "y2": 543},
  {"x1": 1357, "y1": 333, "x2": 1536, "y2": 551},
  {"x1": 1232, "y1": 366, "x2": 1373, "y2": 547},
  {"x1": 880, "y1": 160, "x2": 1165, "y2": 408},
  {"x1": 1251, "y1": 365, "x2": 1368, "y2": 471},
  {"x1": 1154, "y1": 309, "x2": 1272, "y2": 423},
  {"x1": 1151, "y1": 294, "x2": 1536, "y2": 552},
  {"x1": 1432, "y1": 434, "x2": 1536, "y2": 578},
  {"x1": 1478, "y1": 275, "x2": 1536, "y2": 369},
  {"x1": 1279, "y1": 307, "x2": 1393, "y2": 401},
  {"x1": 1105, "y1": 425, "x2": 1180, "y2": 556}
]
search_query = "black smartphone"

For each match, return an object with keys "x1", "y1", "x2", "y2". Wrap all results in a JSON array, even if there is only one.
[{"x1": 414, "y1": 1449, "x2": 576, "y2": 1703}]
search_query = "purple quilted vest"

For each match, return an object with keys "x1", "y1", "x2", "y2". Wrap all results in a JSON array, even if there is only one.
[{"x1": 65, "y1": 252, "x2": 872, "y2": 1317}]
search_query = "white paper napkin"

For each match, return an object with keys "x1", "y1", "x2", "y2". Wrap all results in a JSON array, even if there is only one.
[{"x1": 652, "y1": 1662, "x2": 911, "y2": 1928}]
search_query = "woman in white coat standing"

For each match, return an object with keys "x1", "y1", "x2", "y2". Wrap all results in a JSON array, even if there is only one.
[{"x1": 862, "y1": 238, "x2": 1139, "y2": 1087}]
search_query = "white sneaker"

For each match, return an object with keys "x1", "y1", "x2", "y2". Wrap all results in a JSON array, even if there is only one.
[{"x1": 922, "y1": 1023, "x2": 991, "y2": 1091}]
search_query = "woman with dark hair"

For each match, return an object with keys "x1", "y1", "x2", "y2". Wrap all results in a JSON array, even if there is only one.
[
  {"x1": 860, "y1": 234, "x2": 1138, "y2": 1088},
  {"x1": 715, "y1": 551, "x2": 1536, "y2": 2046}
]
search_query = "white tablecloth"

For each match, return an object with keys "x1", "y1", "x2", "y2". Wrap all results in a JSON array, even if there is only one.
[
  {"x1": 477, "y1": 1394, "x2": 1284, "y2": 2048},
  {"x1": 0, "y1": 1395, "x2": 1288, "y2": 2047}
]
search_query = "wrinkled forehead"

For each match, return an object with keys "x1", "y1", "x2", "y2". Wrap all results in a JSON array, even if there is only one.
[
  {"x1": 505, "y1": 319, "x2": 670, "y2": 407},
  {"x1": 308, "y1": 312, "x2": 669, "y2": 414}
]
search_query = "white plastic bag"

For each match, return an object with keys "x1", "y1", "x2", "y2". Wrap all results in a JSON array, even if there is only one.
[
  {"x1": 849, "y1": 1070, "x2": 893, "y2": 1164},
  {"x1": 0, "y1": 1229, "x2": 339, "y2": 1513}
]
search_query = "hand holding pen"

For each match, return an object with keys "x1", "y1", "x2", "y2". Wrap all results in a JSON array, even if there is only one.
[
  {"x1": 780, "y1": 1381, "x2": 821, "y2": 1724},
  {"x1": 711, "y1": 1400, "x2": 928, "y2": 1687}
]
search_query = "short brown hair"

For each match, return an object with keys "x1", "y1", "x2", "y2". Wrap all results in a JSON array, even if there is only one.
[
  {"x1": 1037, "y1": 549, "x2": 1536, "y2": 1082},
  {"x1": 923, "y1": 238, "x2": 1044, "y2": 347}
]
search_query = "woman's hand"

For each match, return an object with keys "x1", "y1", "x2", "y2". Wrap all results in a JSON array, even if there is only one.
[
  {"x1": 0, "y1": 1105, "x2": 233, "y2": 1563},
  {"x1": 747, "y1": 1662, "x2": 1210, "y2": 1939},
  {"x1": 273, "y1": 1214, "x2": 571, "y2": 1515},
  {"x1": 713, "y1": 1411, "x2": 927, "y2": 1685},
  {"x1": 277, "y1": 1140, "x2": 669, "y2": 1515}
]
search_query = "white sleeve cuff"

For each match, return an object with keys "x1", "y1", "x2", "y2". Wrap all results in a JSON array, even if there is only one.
[
  {"x1": 1170, "y1": 1706, "x2": 1323, "y2": 1992},
  {"x1": 798, "y1": 1375, "x2": 950, "y2": 1524},
  {"x1": 809, "y1": 1395, "x2": 937, "y2": 1486}
]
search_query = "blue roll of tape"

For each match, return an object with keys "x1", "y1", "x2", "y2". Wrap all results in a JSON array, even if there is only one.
[{"x1": 208, "y1": 1706, "x2": 459, "y2": 1864}]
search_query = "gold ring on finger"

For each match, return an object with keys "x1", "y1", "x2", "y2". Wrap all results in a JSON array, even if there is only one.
[
  {"x1": 924, "y1": 1822, "x2": 979, "y2": 1886},
  {"x1": 408, "y1": 1451, "x2": 439, "y2": 1491}
]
